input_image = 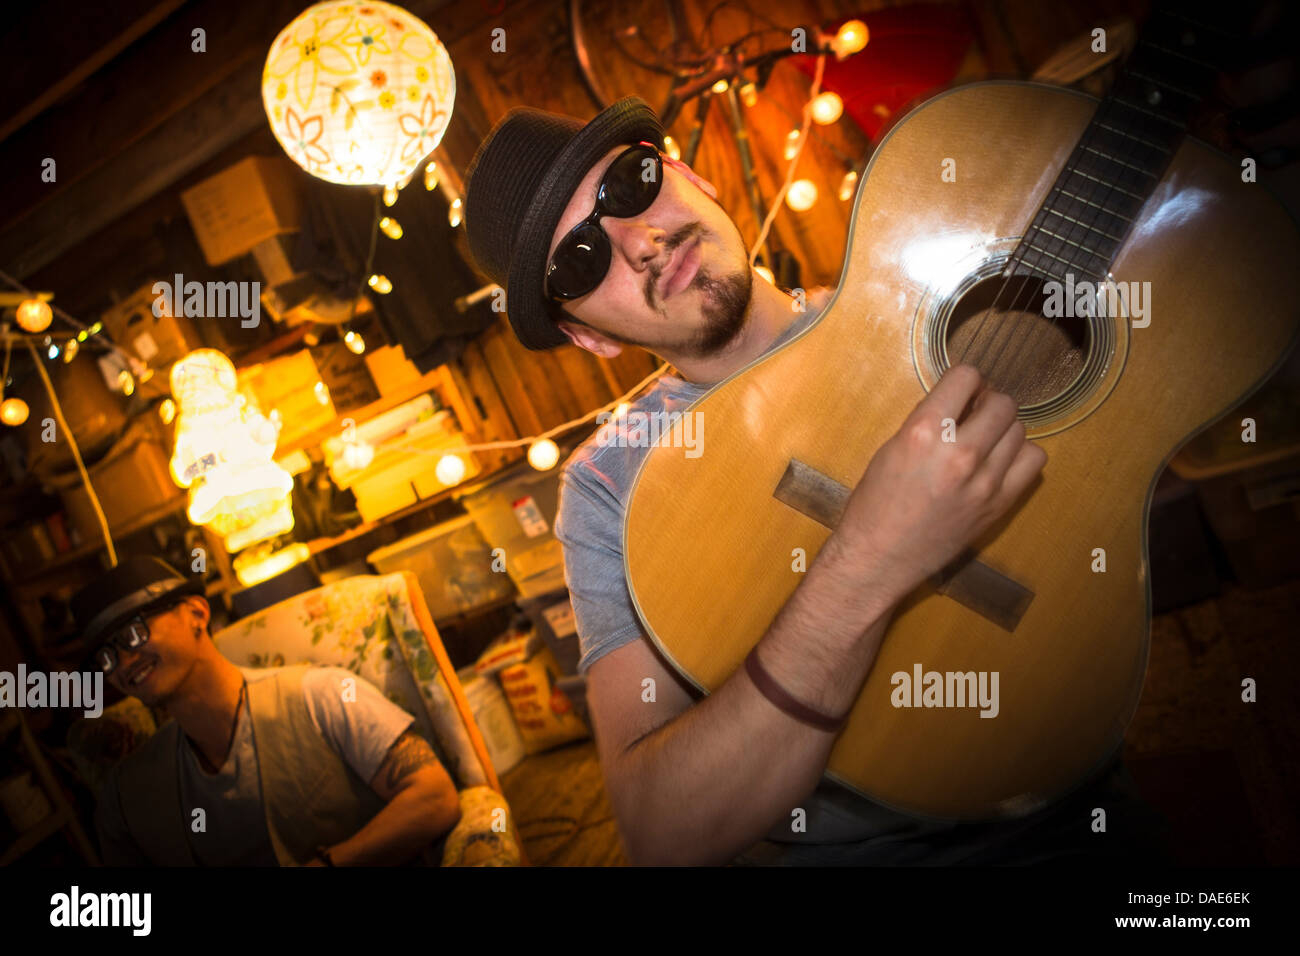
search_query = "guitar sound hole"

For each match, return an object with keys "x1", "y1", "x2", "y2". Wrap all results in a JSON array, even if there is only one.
[{"x1": 943, "y1": 275, "x2": 1089, "y2": 407}]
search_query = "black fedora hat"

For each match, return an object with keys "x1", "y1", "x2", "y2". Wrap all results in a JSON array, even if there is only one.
[
  {"x1": 464, "y1": 96, "x2": 666, "y2": 351},
  {"x1": 70, "y1": 555, "x2": 204, "y2": 651}
]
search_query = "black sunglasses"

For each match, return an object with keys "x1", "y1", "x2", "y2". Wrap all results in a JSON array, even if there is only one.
[
  {"x1": 95, "y1": 601, "x2": 180, "y2": 674},
  {"x1": 545, "y1": 142, "x2": 663, "y2": 302}
]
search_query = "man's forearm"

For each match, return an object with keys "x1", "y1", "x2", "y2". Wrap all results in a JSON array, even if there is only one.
[
  {"x1": 325, "y1": 782, "x2": 460, "y2": 866},
  {"x1": 612, "y1": 534, "x2": 900, "y2": 864}
]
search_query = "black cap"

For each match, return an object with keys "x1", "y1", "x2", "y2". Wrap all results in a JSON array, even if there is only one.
[
  {"x1": 70, "y1": 555, "x2": 204, "y2": 650},
  {"x1": 464, "y1": 96, "x2": 665, "y2": 350}
]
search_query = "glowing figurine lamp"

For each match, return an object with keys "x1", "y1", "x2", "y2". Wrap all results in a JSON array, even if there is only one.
[
  {"x1": 262, "y1": 0, "x2": 456, "y2": 187},
  {"x1": 169, "y1": 349, "x2": 295, "y2": 553}
]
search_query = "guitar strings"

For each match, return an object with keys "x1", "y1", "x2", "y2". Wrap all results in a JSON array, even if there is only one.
[
  {"x1": 978, "y1": 90, "x2": 1150, "y2": 391},
  {"x1": 972, "y1": 9, "x2": 1220, "y2": 399}
]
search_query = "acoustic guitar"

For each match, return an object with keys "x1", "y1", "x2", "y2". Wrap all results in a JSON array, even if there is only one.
[{"x1": 623, "y1": 10, "x2": 1300, "y2": 819}]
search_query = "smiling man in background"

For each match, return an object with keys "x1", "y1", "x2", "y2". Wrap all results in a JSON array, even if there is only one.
[{"x1": 72, "y1": 555, "x2": 460, "y2": 866}]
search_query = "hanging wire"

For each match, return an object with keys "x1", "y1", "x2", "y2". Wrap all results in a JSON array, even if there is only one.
[
  {"x1": 21, "y1": 336, "x2": 117, "y2": 566},
  {"x1": 749, "y1": 50, "x2": 826, "y2": 269}
]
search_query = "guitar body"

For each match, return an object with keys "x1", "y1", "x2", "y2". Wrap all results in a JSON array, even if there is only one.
[{"x1": 623, "y1": 81, "x2": 1300, "y2": 820}]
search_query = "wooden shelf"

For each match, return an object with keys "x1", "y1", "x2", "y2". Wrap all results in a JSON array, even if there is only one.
[
  {"x1": 275, "y1": 368, "x2": 447, "y2": 458},
  {"x1": 306, "y1": 458, "x2": 522, "y2": 559},
  {"x1": 12, "y1": 495, "x2": 189, "y2": 590}
]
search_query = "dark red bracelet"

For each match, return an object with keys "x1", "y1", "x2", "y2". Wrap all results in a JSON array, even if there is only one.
[{"x1": 743, "y1": 647, "x2": 849, "y2": 733}]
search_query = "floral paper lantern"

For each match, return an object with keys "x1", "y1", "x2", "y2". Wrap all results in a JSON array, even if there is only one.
[{"x1": 263, "y1": 1, "x2": 455, "y2": 187}]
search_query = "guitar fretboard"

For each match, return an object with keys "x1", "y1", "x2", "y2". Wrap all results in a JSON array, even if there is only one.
[{"x1": 1010, "y1": 7, "x2": 1225, "y2": 285}]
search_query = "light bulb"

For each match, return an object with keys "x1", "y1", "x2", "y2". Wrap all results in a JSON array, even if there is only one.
[
  {"x1": 786, "y1": 179, "x2": 818, "y2": 211},
  {"x1": 314, "y1": 381, "x2": 330, "y2": 405},
  {"x1": 379, "y1": 216, "x2": 403, "y2": 240},
  {"x1": 344, "y1": 329, "x2": 365, "y2": 354},
  {"x1": 63, "y1": 339, "x2": 78, "y2": 362},
  {"x1": 76, "y1": 330, "x2": 88, "y2": 342},
  {"x1": 784, "y1": 129, "x2": 802, "y2": 161},
  {"x1": 342, "y1": 440, "x2": 375, "y2": 471},
  {"x1": 382, "y1": 184, "x2": 399, "y2": 207},
  {"x1": 839, "y1": 169, "x2": 859, "y2": 201},
  {"x1": 1, "y1": 397, "x2": 29, "y2": 426},
  {"x1": 740, "y1": 82, "x2": 758, "y2": 108},
  {"x1": 662, "y1": 135, "x2": 681, "y2": 161},
  {"x1": 159, "y1": 399, "x2": 176, "y2": 425},
  {"x1": 368, "y1": 274, "x2": 392, "y2": 294},
  {"x1": 755, "y1": 264, "x2": 775, "y2": 284},
  {"x1": 48, "y1": 343, "x2": 59, "y2": 360},
  {"x1": 811, "y1": 91, "x2": 843, "y2": 125},
  {"x1": 711, "y1": 78, "x2": 729, "y2": 94},
  {"x1": 833, "y1": 19, "x2": 869, "y2": 58},
  {"x1": 448, "y1": 198, "x2": 463, "y2": 228},
  {"x1": 528, "y1": 438, "x2": 559, "y2": 471},
  {"x1": 16, "y1": 299, "x2": 52, "y2": 333},
  {"x1": 424, "y1": 162, "x2": 440, "y2": 191},
  {"x1": 435, "y1": 453, "x2": 466, "y2": 486},
  {"x1": 118, "y1": 369, "x2": 135, "y2": 396}
]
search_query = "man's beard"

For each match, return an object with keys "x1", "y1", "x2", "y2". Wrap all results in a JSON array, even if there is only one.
[
  {"x1": 659, "y1": 266, "x2": 745, "y2": 357},
  {"x1": 649, "y1": 227, "x2": 753, "y2": 358}
]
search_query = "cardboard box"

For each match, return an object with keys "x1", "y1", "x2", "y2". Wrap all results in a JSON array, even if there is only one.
[
  {"x1": 100, "y1": 282, "x2": 202, "y2": 398},
  {"x1": 181, "y1": 156, "x2": 303, "y2": 267},
  {"x1": 237, "y1": 350, "x2": 336, "y2": 449},
  {"x1": 364, "y1": 345, "x2": 422, "y2": 397},
  {"x1": 311, "y1": 342, "x2": 381, "y2": 415},
  {"x1": 57, "y1": 428, "x2": 182, "y2": 544}
]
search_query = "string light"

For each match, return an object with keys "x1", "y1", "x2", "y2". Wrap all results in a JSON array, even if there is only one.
[
  {"x1": 838, "y1": 169, "x2": 859, "y2": 202},
  {"x1": 313, "y1": 381, "x2": 330, "y2": 405},
  {"x1": 662, "y1": 135, "x2": 681, "y2": 161},
  {"x1": 783, "y1": 129, "x2": 802, "y2": 161},
  {"x1": 424, "y1": 161, "x2": 440, "y2": 191},
  {"x1": 368, "y1": 274, "x2": 393, "y2": 294},
  {"x1": 16, "y1": 299, "x2": 52, "y2": 333},
  {"x1": 47, "y1": 343, "x2": 60, "y2": 360},
  {"x1": 448, "y1": 198, "x2": 463, "y2": 228},
  {"x1": 739, "y1": 82, "x2": 758, "y2": 107},
  {"x1": 379, "y1": 216, "x2": 403, "y2": 240},
  {"x1": 810, "y1": 91, "x2": 843, "y2": 125},
  {"x1": 344, "y1": 329, "x2": 365, "y2": 355},
  {"x1": 711, "y1": 78, "x2": 729, "y2": 94},
  {"x1": 1, "y1": 397, "x2": 28, "y2": 427},
  {"x1": 527, "y1": 438, "x2": 559, "y2": 471},
  {"x1": 831, "y1": 20, "x2": 869, "y2": 59},
  {"x1": 63, "y1": 339, "x2": 78, "y2": 362},
  {"x1": 117, "y1": 369, "x2": 135, "y2": 396},
  {"x1": 435, "y1": 453, "x2": 466, "y2": 486},
  {"x1": 786, "y1": 179, "x2": 818, "y2": 211},
  {"x1": 159, "y1": 399, "x2": 176, "y2": 425},
  {"x1": 382, "y1": 184, "x2": 399, "y2": 207}
]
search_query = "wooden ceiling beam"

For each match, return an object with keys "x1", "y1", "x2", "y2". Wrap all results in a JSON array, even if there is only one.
[{"x1": 0, "y1": 0, "x2": 186, "y2": 145}]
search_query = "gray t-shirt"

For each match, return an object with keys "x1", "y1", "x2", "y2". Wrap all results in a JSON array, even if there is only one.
[
  {"x1": 553, "y1": 292, "x2": 963, "y2": 855},
  {"x1": 95, "y1": 666, "x2": 413, "y2": 866}
]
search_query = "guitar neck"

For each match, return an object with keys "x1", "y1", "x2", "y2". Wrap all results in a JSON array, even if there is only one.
[{"x1": 1011, "y1": 5, "x2": 1228, "y2": 285}]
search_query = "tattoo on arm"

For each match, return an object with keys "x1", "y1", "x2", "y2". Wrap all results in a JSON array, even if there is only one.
[{"x1": 381, "y1": 729, "x2": 439, "y2": 792}]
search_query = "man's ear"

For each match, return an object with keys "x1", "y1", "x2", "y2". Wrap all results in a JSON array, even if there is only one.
[
  {"x1": 182, "y1": 595, "x2": 211, "y2": 634},
  {"x1": 556, "y1": 319, "x2": 624, "y2": 358},
  {"x1": 663, "y1": 155, "x2": 718, "y2": 200}
]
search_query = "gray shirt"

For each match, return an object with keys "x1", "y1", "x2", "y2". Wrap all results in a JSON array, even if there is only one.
[
  {"x1": 553, "y1": 292, "x2": 962, "y2": 856},
  {"x1": 95, "y1": 666, "x2": 413, "y2": 866}
]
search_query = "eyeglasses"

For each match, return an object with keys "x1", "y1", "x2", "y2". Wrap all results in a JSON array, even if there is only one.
[
  {"x1": 545, "y1": 142, "x2": 663, "y2": 303},
  {"x1": 95, "y1": 602, "x2": 177, "y2": 674}
]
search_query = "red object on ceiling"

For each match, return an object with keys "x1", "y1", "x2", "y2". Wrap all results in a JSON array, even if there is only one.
[{"x1": 790, "y1": 4, "x2": 976, "y2": 141}]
